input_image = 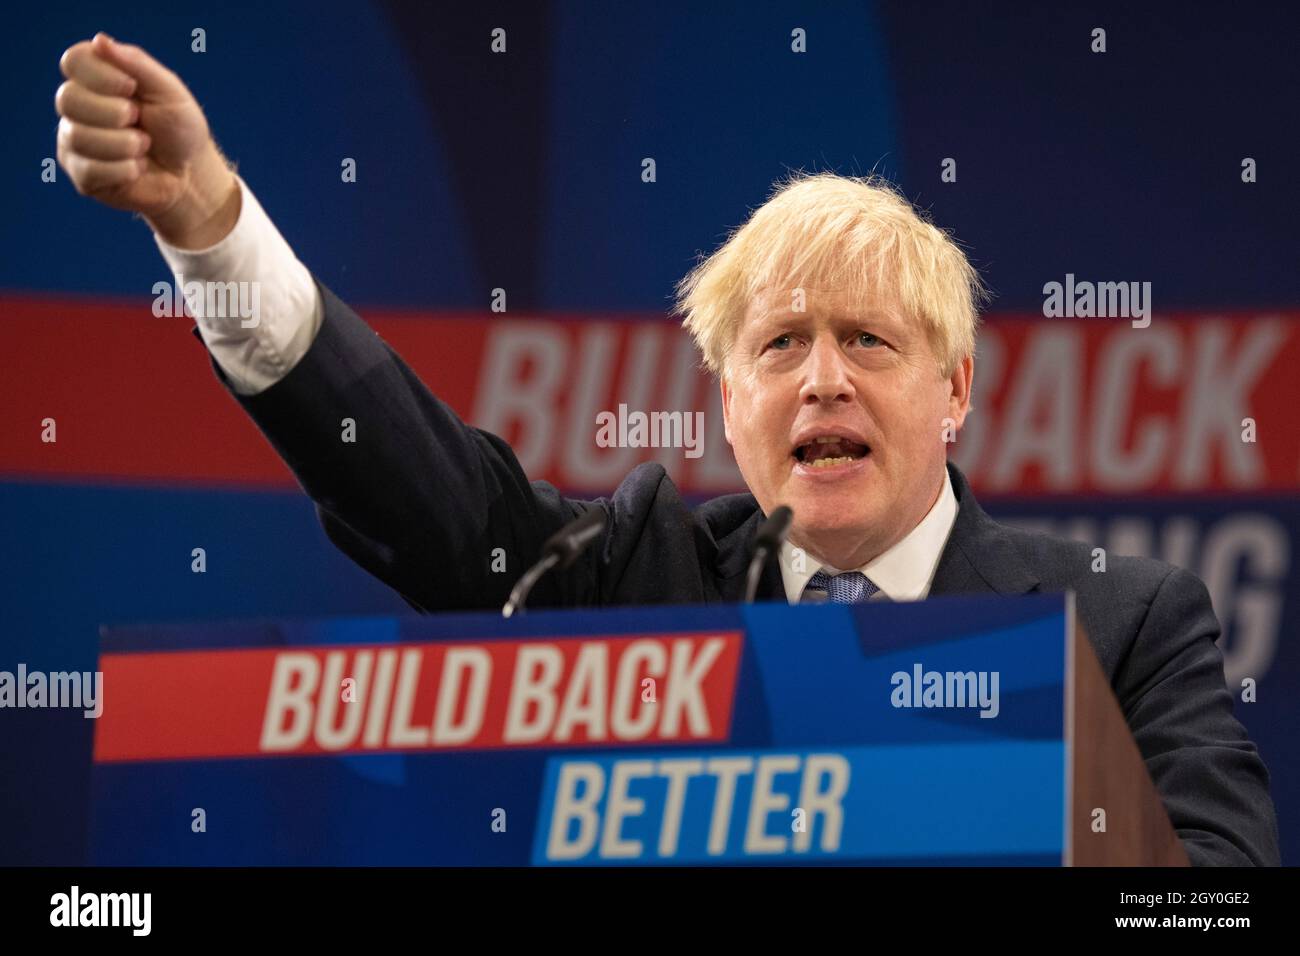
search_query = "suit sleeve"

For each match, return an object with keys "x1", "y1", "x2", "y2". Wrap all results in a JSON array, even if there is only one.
[
  {"x1": 1118, "y1": 566, "x2": 1281, "y2": 865},
  {"x1": 209, "y1": 278, "x2": 599, "y2": 612}
]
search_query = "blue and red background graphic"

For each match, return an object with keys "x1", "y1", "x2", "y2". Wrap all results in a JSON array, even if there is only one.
[{"x1": 2, "y1": 1, "x2": 1297, "y2": 863}]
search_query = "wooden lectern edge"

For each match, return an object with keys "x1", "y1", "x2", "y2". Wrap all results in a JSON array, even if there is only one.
[{"x1": 1065, "y1": 593, "x2": 1190, "y2": 866}]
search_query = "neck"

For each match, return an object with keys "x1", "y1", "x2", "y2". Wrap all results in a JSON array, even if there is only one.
[
  {"x1": 789, "y1": 468, "x2": 947, "y2": 571},
  {"x1": 788, "y1": 532, "x2": 882, "y2": 574}
]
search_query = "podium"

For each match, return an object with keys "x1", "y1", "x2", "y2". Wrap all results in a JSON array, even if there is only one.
[{"x1": 90, "y1": 593, "x2": 1187, "y2": 865}]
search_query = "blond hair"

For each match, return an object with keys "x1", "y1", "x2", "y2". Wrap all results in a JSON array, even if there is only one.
[{"x1": 675, "y1": 171, "x2": 985, "y2": 378}]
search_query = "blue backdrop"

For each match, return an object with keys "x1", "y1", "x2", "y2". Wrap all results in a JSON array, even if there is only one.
[{"x1": 2, "y1": 0, "x2": 1296, "y2": 864}]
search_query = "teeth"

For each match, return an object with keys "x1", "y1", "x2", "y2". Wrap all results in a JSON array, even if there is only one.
[{"x1": 809, "y1": 455, "x2": 855, "y2": 468}]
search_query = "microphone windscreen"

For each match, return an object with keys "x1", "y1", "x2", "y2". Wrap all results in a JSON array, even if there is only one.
[
  {"x1": 753, "y1": 505, "x2": 793, "y2": 551},
  {"x1": 542, "y1": 506, "x2": 608, "y2": 569}
]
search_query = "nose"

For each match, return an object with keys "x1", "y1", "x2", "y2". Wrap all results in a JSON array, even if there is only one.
[{"x1": 798, "y1": 333, "x2": 856, "y2": 405}]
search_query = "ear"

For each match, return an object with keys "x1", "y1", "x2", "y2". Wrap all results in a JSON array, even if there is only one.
[
  {"x1": 946, "y1": 355, "x2": 974, "y2": 430},
  {"x1": 720, "y1": 375, "x2": 734, "y2": 446}
]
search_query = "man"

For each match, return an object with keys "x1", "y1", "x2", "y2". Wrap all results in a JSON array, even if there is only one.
[{"x1": 54, "y1": 33, "x2": 1279, "y2": 865}]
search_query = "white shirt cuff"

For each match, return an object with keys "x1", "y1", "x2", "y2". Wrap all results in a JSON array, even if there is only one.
[{"x1": 153, "y1": 175, "x2": 322, "y2": 396}]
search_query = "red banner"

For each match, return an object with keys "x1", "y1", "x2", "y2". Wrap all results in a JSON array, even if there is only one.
[
  {"x1": 93, "y1": 632, "x2": 743, "y2": 762},
  {"x1": 4, "y1": 295, "x2": 1296, "y2": 496}
]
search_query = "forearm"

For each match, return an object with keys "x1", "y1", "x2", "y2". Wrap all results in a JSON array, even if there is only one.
[
  {"x1": 153, "y1": 175, "x2": 322, "y2": 395},
  {"x1": 143, "y1": 142, "x2": 240, "y2": 250},
  {"x1": 224, "y1": 279, "x2": 571, "y2": 611}
]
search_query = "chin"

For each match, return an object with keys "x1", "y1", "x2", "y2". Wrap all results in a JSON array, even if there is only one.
[
  {"x1": 790, "y1": 485, "x2": 869, "y2": 518},
  {"x1": 791, "y1": 504, "x2": 873, "y2": 543}
]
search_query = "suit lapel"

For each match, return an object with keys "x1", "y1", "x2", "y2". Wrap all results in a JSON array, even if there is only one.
[{"x1": 930, "y1": 463, "x2": 1039, "y2": 597}]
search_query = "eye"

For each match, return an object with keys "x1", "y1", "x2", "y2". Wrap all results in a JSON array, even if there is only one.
[
  {"x1": 855, "y1": 331, "x2": 882, "y2": 348},
  {"x1": 769, "y1": 333, "x2": 793, "y2": 350}
]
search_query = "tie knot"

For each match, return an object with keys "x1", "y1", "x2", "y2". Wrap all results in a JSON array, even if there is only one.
[{"x1": 806, "y1": 569, "x2": 879, "y2": 604}]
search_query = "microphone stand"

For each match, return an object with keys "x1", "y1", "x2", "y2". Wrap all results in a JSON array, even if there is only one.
[
  {"x1": 743, "y1": 505, "x2": 793, "y2": 603},
  {"x1": 502, "y1": 506, "x2": 607, "y2": 617}
]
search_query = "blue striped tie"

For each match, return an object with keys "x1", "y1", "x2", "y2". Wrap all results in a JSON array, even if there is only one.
[{"x1": 806, "y1": 569, "x2": 879, "y2": 604}]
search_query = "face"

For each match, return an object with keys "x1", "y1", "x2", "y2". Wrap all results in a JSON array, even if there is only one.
[{"x1": 721, "y1": 284, "x2": 973, "y2": 570}]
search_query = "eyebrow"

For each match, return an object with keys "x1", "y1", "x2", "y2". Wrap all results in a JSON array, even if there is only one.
[{"x1": 749, "y1": 307, "x2": 906, "y2": 337}]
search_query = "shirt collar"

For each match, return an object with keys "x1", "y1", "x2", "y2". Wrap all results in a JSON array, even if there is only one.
[{"x1": 777, "y1": 467, "x2": 959, "y2": 604}]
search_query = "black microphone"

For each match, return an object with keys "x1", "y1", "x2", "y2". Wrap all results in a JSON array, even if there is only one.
[
  {"x1": 744, "y1": 505, "x2": 793, "y2": 603},
  {"x1": 502, "y1": 506, "x2": 608, "y2": 617}
]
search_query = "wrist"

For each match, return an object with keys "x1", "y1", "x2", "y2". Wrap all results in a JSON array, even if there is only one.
[{"x1": 146, "y1": 146, "x2": 240, "y2": 250}]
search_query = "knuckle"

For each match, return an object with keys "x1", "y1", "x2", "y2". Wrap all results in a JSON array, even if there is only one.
[
  {"x1": 59, "y1": 42, "x2": 88, "y2": 79},
  {"x1": 63, "y1": 155, "x2": 90, "y2": 193},
  {"x1": 54, "y1": 81, "x2": 73, "y2": 113}
]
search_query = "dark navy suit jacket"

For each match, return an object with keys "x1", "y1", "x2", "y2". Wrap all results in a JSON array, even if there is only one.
[{"x1": 210, "y1": 280, "x2": 1280, "y2": 866}]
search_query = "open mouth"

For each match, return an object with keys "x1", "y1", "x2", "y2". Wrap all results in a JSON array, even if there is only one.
[{"x1": 792, "y1": 436, "x2": 871, "y2": 469}]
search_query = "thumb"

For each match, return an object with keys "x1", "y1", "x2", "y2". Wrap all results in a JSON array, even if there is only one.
[{"x1": 91, "y1": 33, "x2": 189, "y2": 101}]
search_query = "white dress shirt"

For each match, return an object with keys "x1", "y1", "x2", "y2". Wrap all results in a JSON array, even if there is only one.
[
  {"x1": 778, "y1": 466, "x2": 959, "y2": 604},
  {"x1": 153, "y1": 176, "x2": 322, "y2": 396}
]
